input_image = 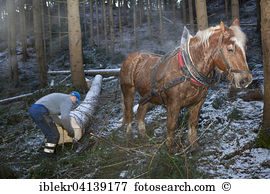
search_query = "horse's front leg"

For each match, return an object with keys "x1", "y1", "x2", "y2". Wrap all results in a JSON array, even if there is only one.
[
  {"x1": 166, "y1": 99, "x2": 181, "y2": 151},
  {"x1": 188, "y1": 97, "x2": 206, "y2": 151}
]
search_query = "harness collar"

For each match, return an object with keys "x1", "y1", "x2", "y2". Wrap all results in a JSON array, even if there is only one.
[{"x1": 178, "y1": 50, "x2": 202, "y2": 86}]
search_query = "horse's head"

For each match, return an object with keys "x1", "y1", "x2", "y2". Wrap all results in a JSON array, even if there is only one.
[{"x1": 214, "y1": 19, "x2": 252, "y2": 88}]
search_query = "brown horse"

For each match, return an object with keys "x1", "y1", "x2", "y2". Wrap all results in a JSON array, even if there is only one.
[{"x1": 120, "y1": 20, "x2": 252, "y2": 151}]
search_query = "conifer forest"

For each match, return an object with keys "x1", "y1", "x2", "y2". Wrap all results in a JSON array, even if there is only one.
[{"x1": 0, "y1": 0, "x2": 270, "y2": 179}]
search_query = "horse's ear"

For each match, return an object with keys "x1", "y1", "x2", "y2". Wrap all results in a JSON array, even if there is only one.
[
  {"x1": 232, "y1": 18, "x2": 240, "y2": 26},
  {"x1": 220, "y1": 21, "x2": 225, "y2": 33}
]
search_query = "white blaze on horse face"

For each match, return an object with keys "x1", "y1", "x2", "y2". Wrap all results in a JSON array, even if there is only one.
[
  {"x1": 230, "y1": 25, "x2": 247, "y2": 59},
  {"x1": 230, "y1": 37, "x2": 246, "y2": 58},
  {"x1": 228, "y1": 26, "x2": 252, "y2": 88}
]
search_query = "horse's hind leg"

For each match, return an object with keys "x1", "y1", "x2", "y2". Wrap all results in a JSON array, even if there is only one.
[
  {"x1": 121, "y1": 85, "x2": 135, "y2": 136},
  {"x1": 188, "y1": 98, "x2": 206, "y2": 151},
  {"x1": 136, "y1": 103, "x2": 149, "y2": 137},
  {"x1": 166, "y1": 99, "x2": 181, "y2": 152}
]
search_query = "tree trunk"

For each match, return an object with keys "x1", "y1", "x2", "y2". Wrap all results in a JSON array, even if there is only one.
[
  {"x1": 133, "y1": 0, "x2": 137, "y2": 47},
  {"x1": 48, "y1": 3, "x2": 53, "y2": 58},
  {"x1": 256, "y1": 0, "x2": 261, "y2": 32},
  {"x1": 146, "y1": 0, "x2": 152, "y2": 40},
  {"x1": 158, "y1": 0, "x2": 163, "y2": 45},
  {"x1": 95, "y1": 0, "x2": 100, "y2": 48},
  {"x1": 19, "y1": 0, "x2": 28, "y2": 62},
  {"x1": 139, "y1": 0, "x2": 143, "y2": 26},
  {"x1": 195, "y1": 0, "x2": 208, "y2": 31},
  {"x1": 83, "y1": 1, "x2": 87, "y2": 41},
  {"x1": 89, "y1": 0, "x2": 94, "y2": 46},
  {"x1": 188, "y1": 0, "x2": 194, "y2": 33},
  {"x1": 58, "y1": 2, "x2": 62, "y2": 49},
  {"x1": 118, "y1": 0, "x2": 123, "y2": 46},
  {"x1": 262, "y1": 0, "x2": 270, "y2": 140},
  {"x1": 7, "y1": 0, "x2": 18, "y2": 87},
  {"x1": 231, "y1": 0, "x2": 240, "y2": 21},
  {"x1": 123, "y1": 0, "x2": 128, "y2": 25},
  {"x1": 172, "y1": 0, "x2": 176, "y2": 30},
  {"x1": 58, "y1": 75, "x2": 103, "y2": 144},
  {"x1": 67, "y1": 0, "x2": 88, "y2": 92},
  {"x1": 109, "y1": 0, "x2": 115, "y2": 57},
  {"x1": 102, "y1": 0, "x2": 108, "y2": 55},
  {"x1": 33, "y1": 0, "x2": 47, "y2": 88},
  {"x1": 100, "y1": 0, "x2": 104, "y2": 36},
  {"x1": 225, "y1": 0, "x2": 229, "y2": 25},
  {"x1": 41, "y1": 0, "x2": 47, "y2": 66},
  {"x1": 182, "y1": 0, "x2": 187, "y2": 26}
]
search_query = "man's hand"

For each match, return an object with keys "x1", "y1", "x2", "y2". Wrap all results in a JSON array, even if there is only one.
[{"x1": 67, "y1": 129, "x2": 74, "y2": 138}]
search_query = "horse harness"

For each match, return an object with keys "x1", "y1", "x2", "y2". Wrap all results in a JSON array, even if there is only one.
[{"x1": 139, "y1": 34, "x2": 252, "y2": 106}]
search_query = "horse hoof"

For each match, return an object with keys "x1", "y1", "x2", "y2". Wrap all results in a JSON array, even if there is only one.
[
  {"x1": 139, "y1": 133, "x2": 148, "y2": 141},
  {"x1": 126, "y1": 130, "x2": 133, "y2": 138},
  {"x1": 138, "y1": 129, "x2": 147, "y2": 138}
]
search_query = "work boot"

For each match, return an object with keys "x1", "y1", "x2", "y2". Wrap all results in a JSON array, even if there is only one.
[{"x1": 40, "y1": 142, "x2": 57, "y2": 160}]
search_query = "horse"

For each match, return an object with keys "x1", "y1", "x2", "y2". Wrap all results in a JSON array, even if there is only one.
[{"x1": 120, "y1": 19, "x2": 252, "y2": 151}]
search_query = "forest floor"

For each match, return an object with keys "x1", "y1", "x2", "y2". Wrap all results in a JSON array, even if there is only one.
[{"x1": 1, "y1": 0, "x2": 270, "y2": 178}]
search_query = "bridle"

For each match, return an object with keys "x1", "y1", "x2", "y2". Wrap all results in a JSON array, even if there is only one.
[{"x1": 216, "y1": 34, "x2": 252, "y2": 77}]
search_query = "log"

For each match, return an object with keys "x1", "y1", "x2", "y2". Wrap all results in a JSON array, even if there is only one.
[
  {"x1": 48, "y1": 68, "x2": 121, "y2": 77},
  {"x1": 57, "y1": 74, "x2": 103, "y2": 144}
]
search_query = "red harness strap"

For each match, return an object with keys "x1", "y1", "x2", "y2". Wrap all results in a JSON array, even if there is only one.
[{"x1": 178, "y1": 50, "x2": 202, "y2": 86}]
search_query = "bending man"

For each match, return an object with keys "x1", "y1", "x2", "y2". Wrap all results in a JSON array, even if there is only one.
[{"x1": 29, "y1": 91, "x2": 80, "y2": 158}]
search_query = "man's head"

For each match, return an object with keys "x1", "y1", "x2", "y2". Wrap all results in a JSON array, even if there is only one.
[{"x1": 70, "y1": 91, "x2": 80, "y2": 104}]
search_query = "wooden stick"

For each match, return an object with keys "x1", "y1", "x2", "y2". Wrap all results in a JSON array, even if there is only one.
[
  {"x1": 0, "y1": 92, "x2": 34, "y2": 104},
  {"x1": 48, "y1": 68, "x2": 121, "y2": 77}
]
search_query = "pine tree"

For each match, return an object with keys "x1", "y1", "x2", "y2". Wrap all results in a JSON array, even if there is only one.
[
  {"x1": 67, "y1": 0, "x2": 88, "y2": 92},
  {"x1": 7, "y1": 0, "x2": 18, "y2": 87},
  {"x1": 102, "y1": 0, "x2": 108, "y2": 55},
  {"x1": 158, "y1": 0, "x2": 163, "y2": 45},
  {"x1": 231, "y1": 0, "x2": 240, "y2": 21},
  {"x1": 89, "y1": 0, "x2": 94, "y2": 46},
  {"x1": 260, "y1": 0, "x2": 270, "y2": 148},
  {"x1": 182, "y1": 0, "x2": 187, "y2": 26},
  {"x1": 195, "y1": 0, "x2": 208, "y2": 30},
  {"x1": 188, "y1": 0, "x2": 194, "y2": 33},
  {"x1": 19, "y1": 0, "x2": 28, "y2": 62},
  {"x1": 33, "y1": 0, "x2": 47, "y2": 87},
  {"x1": 108, "y1": 0, "x2": 115, "y2": 57}
]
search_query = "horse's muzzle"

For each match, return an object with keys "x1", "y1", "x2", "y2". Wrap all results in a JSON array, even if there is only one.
[{"x1": 232, "y1": 74, "x2": 253, "y2": 89}]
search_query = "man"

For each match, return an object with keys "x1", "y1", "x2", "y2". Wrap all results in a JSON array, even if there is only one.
[{"x1": 29, "y1": 91, "x2": 80, "y2": 158}]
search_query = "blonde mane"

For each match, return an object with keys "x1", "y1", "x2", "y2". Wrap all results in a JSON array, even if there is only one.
[
  {"x1": 194, "y1": 24, "x2": 247, "y2": 55},
  {"x1": 195, "y1": 25, "x2": 220, "y2": 47}
]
